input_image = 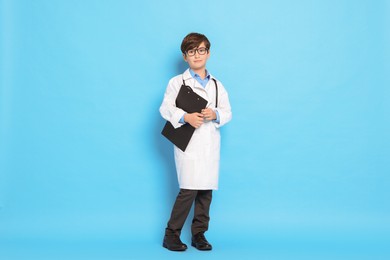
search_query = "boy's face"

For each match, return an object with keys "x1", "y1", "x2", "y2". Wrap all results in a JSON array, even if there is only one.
[{"x1": 183, "y1": 42, "x2": 210, "y2": 72}]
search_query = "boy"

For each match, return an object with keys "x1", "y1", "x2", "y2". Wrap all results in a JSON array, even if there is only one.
[{"x1": 160, "y1": 32, "x2": 232, "y2": 251}]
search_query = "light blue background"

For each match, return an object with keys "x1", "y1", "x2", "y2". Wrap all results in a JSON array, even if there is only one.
[{"x1": 1, "y1": 0, "x2": 389, "y2": 259}]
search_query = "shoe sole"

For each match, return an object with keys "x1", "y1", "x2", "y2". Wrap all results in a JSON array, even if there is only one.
[
  {"x1": 191, "y1": 242, "x2": 212, "y2": 251},
  {"x1": 163, "y1": 242, "x2": 187, "y2": 251}
]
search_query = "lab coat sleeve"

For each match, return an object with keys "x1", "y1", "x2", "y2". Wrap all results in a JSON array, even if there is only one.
[
  {"x1": 214, "y1": 83, "x2": 232, "y2": 128},
  {"x1": 159, "y1": 78, "x2": 186, "y2": 129}
]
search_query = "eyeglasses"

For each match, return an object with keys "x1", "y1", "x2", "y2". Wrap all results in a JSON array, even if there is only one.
[{"x1": 186, "y1": 47, "x2": 209, "y2": 56}]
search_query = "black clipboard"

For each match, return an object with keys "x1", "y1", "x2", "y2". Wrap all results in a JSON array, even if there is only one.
[{"x1": 161, "y1": 81, "x2": 208, "y2": 152}]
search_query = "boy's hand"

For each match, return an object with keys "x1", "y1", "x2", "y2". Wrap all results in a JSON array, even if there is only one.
[
  {"x1": 184, "y1": 113, "x2": 204, "y2": 128},
  {"x1": 201, "y1": 108, "x2": 216, "y2": 121}
]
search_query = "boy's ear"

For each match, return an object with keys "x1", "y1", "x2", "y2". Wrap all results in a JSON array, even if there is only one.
[{"x1": 182, "y1": 53, "x2": 188, "y2": 62}]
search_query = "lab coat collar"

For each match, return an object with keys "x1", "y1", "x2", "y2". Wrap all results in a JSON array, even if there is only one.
[{"x1": 182, "y1": 68, "x2": 216, "y2": 82}]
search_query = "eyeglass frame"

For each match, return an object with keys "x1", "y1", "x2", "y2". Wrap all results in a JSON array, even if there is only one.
[{"x1": 185, "y1": 47, "x2": 209, "y2": 57}]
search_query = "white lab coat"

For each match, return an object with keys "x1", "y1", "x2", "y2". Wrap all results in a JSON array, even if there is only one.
[{"x1": 160, "y1": 69, "x2": 232, "y2": 190}]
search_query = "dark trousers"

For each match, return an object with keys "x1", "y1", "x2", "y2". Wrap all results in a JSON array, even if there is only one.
[{"x1": 166, "y1": 189, "x2": 213, "y2": 236}]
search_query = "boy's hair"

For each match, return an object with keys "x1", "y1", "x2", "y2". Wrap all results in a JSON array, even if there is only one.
[{"x1": 181, "y1": 33, "x2": 211, "y2": 54}]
